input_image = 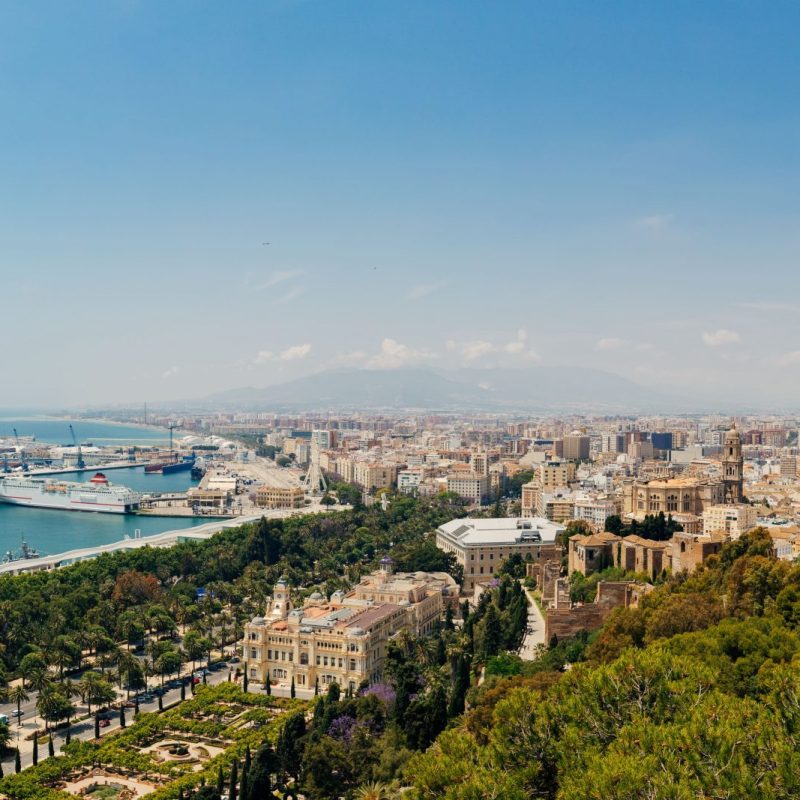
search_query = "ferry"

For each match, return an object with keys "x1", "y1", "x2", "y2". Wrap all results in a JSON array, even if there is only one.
[{"x1": 0, "y1": 473, "x2": 140, "y2": 514}]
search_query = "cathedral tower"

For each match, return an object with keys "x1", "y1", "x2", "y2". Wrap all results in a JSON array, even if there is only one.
[{"x1": 722, "y1": 423, "x2": 744, "y2": 503}]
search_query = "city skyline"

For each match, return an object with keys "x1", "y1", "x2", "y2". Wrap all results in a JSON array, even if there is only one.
[{"x1": 2, "y1": 1, "x2": 800, "y2": 407}]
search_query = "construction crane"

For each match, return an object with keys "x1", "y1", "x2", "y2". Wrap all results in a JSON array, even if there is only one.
[
  {"x1": 12, "y1": 428, "x2": 29, "y2": 472},
  {"x1": 168, "y1": 424, "x2": 178, "y2": 461},
  {"x1": 69, "y1": 424, "x2": 86, "y2": 469}
]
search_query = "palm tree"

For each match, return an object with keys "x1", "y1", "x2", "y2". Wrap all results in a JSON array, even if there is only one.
[
  {"x1": 354, "y1": 782, "x2": 395, "y2": 800},
  {"x1": 7, "y1": 685, "x2": 29, "y2": 726}
]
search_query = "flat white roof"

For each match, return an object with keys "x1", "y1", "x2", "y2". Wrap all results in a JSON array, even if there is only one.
[{"x1": 437, "y1": 516, "x2": 563, "y2": 547}]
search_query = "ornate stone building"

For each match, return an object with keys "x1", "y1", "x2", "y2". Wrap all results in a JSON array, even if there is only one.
[
  {"x1": 722, "y1": 424, "x2": 744, "y2": 503},
  {"x1": 622, "y1": 476, "x2": 725, "y2": 519}
]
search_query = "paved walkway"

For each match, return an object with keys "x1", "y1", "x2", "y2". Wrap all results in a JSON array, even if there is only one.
[{"x1": 519, "y1": 585, "x2": 546, "y2": 659}]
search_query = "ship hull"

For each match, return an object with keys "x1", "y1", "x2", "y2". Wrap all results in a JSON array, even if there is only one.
[{"x1": 0, "y1": 477, "x2": 140, "y2": 514}]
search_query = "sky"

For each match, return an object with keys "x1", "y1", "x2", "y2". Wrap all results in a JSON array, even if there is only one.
[{"x1": 1, "y1": 1, "x2": 799, "y2": 409}]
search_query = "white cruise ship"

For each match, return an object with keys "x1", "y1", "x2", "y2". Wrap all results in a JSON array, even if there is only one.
[{"x1": 0, "y1": 474, "x2": 140, "y2": 514}]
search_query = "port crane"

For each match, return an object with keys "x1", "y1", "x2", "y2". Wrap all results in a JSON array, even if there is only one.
[
  {"x1": 69, "y1": 424, "x2": 86, "y2": 469},
  {"x1": 12, "y1": 428, "x2": 29, "y2": 472}
]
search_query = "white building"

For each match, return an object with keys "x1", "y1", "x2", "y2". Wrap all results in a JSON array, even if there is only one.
[{"x1": 436, "y1": 516, "x2": 564, "y2": 593}]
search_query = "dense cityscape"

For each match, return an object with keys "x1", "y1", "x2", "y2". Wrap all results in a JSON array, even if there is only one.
[{"x1": 3, "y1": 2, "x2": 800, "y2": 798}]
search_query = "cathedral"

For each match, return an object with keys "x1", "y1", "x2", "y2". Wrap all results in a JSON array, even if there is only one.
[
  {"x1": 722, "y1": 423, "x2": 744, "y2": 503},
  {"x1": 623, "y1": 424, "x2": 745, "y2": 519}
]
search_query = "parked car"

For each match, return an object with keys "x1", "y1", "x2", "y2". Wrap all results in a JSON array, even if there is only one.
[
  {"x1": 228, "y1": 656, "x2": 240, "y2": 664},
  {"x1": 98, "y1": 719, "x2": 111, "y2": 728},
  {"x1": 192, "y1": 677, "x2": 201, "y2": 685}
]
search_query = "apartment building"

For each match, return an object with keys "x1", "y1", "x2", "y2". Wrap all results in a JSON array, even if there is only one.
[
  {"x1": 446, "y1": 472, "x2": 491, "y2": 504},
  {"x1": 702, "y1": 503, "x2": 757, "y2": 539}
]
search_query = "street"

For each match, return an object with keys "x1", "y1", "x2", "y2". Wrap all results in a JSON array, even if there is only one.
[{"x1": 518, "y1": 584, "x2": 546, "y2": 660}]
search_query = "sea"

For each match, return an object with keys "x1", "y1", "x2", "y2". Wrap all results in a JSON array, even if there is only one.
[{"x1": 0, "y1": 416, "x2": 210, "y2": 559}]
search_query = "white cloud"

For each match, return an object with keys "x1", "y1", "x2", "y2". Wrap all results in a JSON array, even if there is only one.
[
  {"x1": 253, "y1": 350, "x2": 274, "y2": 365},
  {"x1": 279, "y1": 343, "x2": 312, "y2": 361},
  {"x1": 449, "y1": 329, "x2": 539, "y2": 362},
  {"x1": 367, "y1": 339, "x2": 438, "y2": 369},
  {"x1": 775, "y1": 350, "x2": 800, "y2": 367},
  {"x1": 407, "y1": 281, "x2": 446, "y2": 300},
  {"x1": 636, "y1": 213, "x2": 673, "y2": 230},
  {"x1": 162, "y1": 366, "x2": 180, "y2": 378},
  {"x1": 257, "y1": 269, "x2": 304, "y2": 290},
  {"x1": 702, "y1": 329, "x2": 742, "y2": 347},
  {"x1": 594, "y1": 337, "x2": 627, "y2": 352}
]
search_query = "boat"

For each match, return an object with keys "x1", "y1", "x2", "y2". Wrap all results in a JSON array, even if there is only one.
[
  {"x1": 145, "y1": 454, "x2": 195, "y2": 475},
  {"x1": 2, "y1": 539, "x2": 41, "y2": 564},
  {"x1": 0, "y1": 475, "x2": 140, "y2": 514}
]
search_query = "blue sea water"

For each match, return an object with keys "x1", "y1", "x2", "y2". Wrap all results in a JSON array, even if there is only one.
[
  {"x1": 0, "y1": 416, "x2": 172, "y2": 446},
  {"x1": 0, "y1": 417, "x2": 210, "y2": 557}
]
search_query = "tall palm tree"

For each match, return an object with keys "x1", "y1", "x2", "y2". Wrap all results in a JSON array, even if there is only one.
[{"x1": 7, "y1": 685, "x2": 29, "y2": 726}]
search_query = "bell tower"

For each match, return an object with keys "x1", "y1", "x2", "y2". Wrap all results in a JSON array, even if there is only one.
[{"x1": 722, "y1": 423, "x2": 743, "y2": 504}]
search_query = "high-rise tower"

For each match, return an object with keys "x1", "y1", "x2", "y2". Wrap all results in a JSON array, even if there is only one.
[{"x1": 722, "y1": 423, "x2": 744, "y2": 503}]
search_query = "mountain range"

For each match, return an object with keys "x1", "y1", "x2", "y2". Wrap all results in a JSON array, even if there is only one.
[{"x1": 194, "y1": 366, "x2": 679, "y2": 413}]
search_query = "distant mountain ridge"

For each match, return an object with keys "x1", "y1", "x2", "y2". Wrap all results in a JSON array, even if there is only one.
[{"x1": 196, "y1": 366, "x2": 675, "y2": 412}]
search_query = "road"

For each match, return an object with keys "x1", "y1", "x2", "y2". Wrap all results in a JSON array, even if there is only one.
[
  {"x1": 518, "y1": 584, "x2": 546, "y2": 660},
  {"x1": 0, "y1": 662, "x2": 234, "y2": 772}
]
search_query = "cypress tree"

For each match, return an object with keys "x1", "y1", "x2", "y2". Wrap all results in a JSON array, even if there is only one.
[
  {"x1": 48, "y1": 736, "x2": 55, "y2": 757},
  {"x1": 15, "y1": 748, "x2": 21, "y2": 773},
  {"x1": 244, "y1": 744, "x2": 252, "y2": 772},
  {"x1": 314, "y1": 676, "x2": 319, "y2": 696},
  {"x1": 265, "y1": 674, "x2": 270, "y2": 695},
  {"x1": 290, "y1": 677, "x2": 295, "y2": 698},
  {"x1": 94, "y1": 715, "x2": 100, "y2": 739},
  {"x1": 240, "y1": 762, "x2": 249, "y2": 800},
  {"x1": 202, "y1": 672, "x2": 207, "y2": 685},
  {"x1": 158, "y1": 694, "x2": 164, "y2": 712},
  {"x1": 0, "y1": 758, "x2": 4, "y2": 778},
  {"x1": 32, "y1": 736, "x2": 38, "y2": 766},
  {"x1": 243, "y1": 671, "x2": 249, "y2": 693},
  {"x1": 66, "y1": 723, "x2": 72, "y2": 744},
  {"x1": 228, "y1": 761, "x2": 238, "y2": 800},
  {"x1": 181, "y1": 682, "x2": 186, "y2": 701},
  {"x1": 120, "y1": 706, "x2": 127, "y2": 728},
  {"x1": 217, "y1": 763, "x2": 225, "y2": 796}
]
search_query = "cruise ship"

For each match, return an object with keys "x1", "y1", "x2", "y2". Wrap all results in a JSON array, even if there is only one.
[{"x1": 0, "y1": 474, "x2": 140, "y2": 514}]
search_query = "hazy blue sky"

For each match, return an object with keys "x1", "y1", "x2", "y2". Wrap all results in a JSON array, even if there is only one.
[{"x1": 2, "y1": 1, "x2": 799, "y2": 407}]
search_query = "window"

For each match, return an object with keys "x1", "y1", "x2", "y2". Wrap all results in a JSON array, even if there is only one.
[
  {"x1": 350, "y1": 659, "x2": 356, "y2": 670},
  {"x1": 300, "y1": 653, "x2": 308, "y2": 665},
  {"x1": 250, "y1": 649, "x2": 258, "y2": 659}
]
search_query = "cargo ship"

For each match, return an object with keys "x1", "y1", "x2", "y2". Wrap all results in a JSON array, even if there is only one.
[
  {"x1": 145, "y1": 454, "x2": 195, "y2": 475},
  {"x1": 0, "y1": 474, "x2": 140, "y2": 514}
]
